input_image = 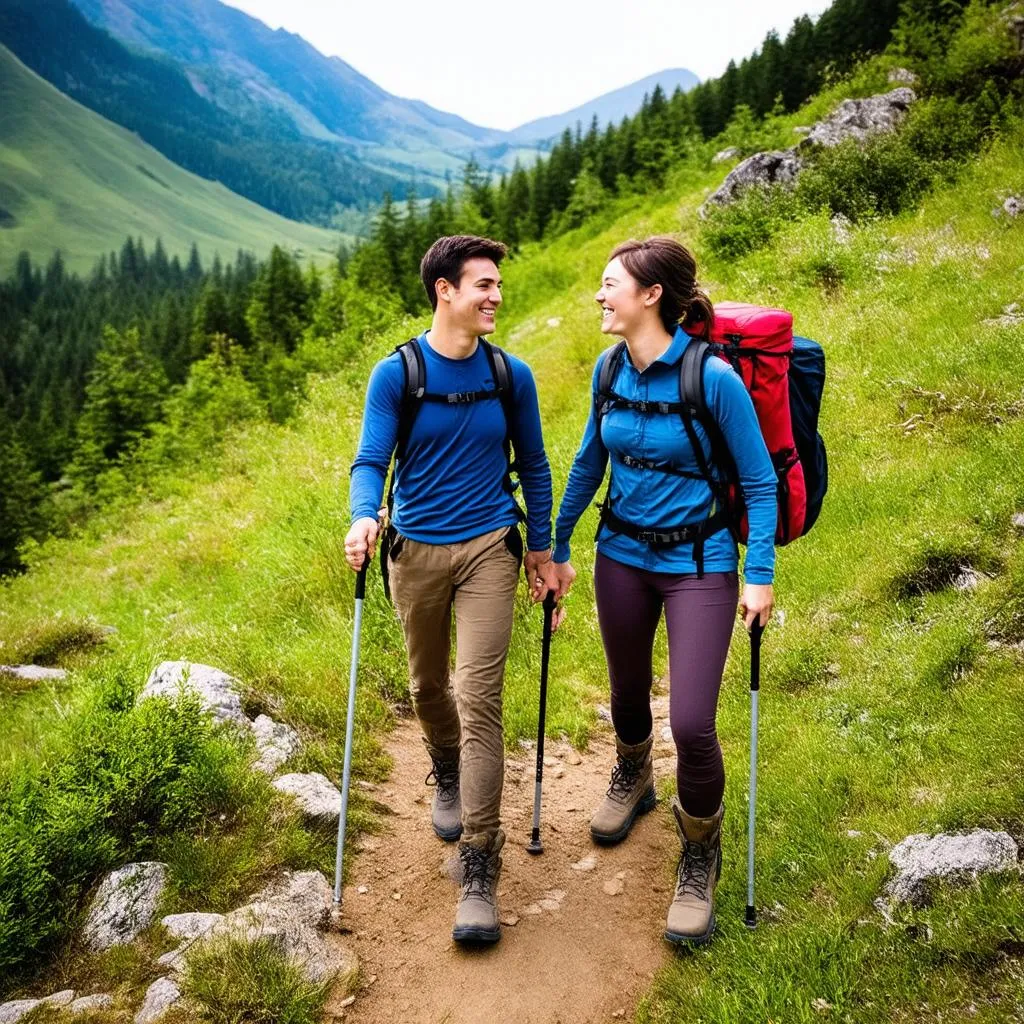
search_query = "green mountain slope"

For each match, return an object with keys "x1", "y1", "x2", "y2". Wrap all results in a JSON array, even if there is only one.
[{"x1": 0, "y1": 45, "x2": 342, "y2": 275}]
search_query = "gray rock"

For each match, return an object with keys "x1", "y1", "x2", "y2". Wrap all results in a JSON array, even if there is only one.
[
  {"x1": 140, "y1": 661, "x2": 246, "y2": 725},
  {"x1": 712, "y1": 146, "x2": 739, "y2": 164},
  {"x1": 886, "y1": 829, "x2": 1019, "y2": 904},
  {"x1": 42, "y1": 991, "x2": 75, "y2": 1008},
  {"x1": 135, "y1": 978, "x2": 182, "y2": 1024},
  {"x1": 0, "y1": 1001, "x2": 40, "y2": 1023},
  {"x1": 1004, "y1": 196, "x2": 1022, "y2": 218},
  {"x1": 272, "y1": 773, "x2": 340, "y2": 820},
  {"x1": 0, "y1": 664, "x2": 67, "y2": 681},
  {"x1": 251, "y1": 715, "x2": 301, "y2": 775},
  {"x1": 161, "y1": 912, "x2": 224, "y2": 941},
  {"x1": 802, "y1": 87, "x2": 916, "y2": 149},
  {"x1": 1011, "y1": 512, "x2": 1024, "y2": 530},
  {"x1": 69, "y1": 994, "x2": 115, "y2": 1015},
  {"x1": 596, "y1": 704, "x2": 613, "y2": 723},
  {"x1": 702, "y1": 150, "x2": 803, "y2": 211},
  {"x1": 887, "y1": 67, "x2": 918, "y2": 85},
  {"x1": 202, "y1": 871, "x2": 357, "y2": 985},
  {"x1": 82, "y1": 862, "x2": 168, "y2": 951},
  {"x1": 831, "y1": 213, "x2": 853, "y2": 244}
]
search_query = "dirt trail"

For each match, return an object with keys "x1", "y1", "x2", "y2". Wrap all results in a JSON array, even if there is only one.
[{"x1": 329, "y1": 693, "x2": 681, "y2": 1024}]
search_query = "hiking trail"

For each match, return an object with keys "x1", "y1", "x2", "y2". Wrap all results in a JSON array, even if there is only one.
[{"x1": 328, "y1": 685, "x2": 681, "y2": 1024}]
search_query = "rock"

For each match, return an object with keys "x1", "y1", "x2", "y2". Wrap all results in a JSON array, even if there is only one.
[
  {"x1": 886, "y1": 829, "x2": 1019, "y2": 904},
  {"x1": 702, "y1": 150, "x2": 803, "y2": 211},
  {"x1": 1011, "y1": 512, "x2": 1024, "y2": 531},
  {"x1": 251, "y1": 715, "x2": 301, "y2": 775},
  {"x1": 140, "y1": 661, "x2": 246, "y2": 725},
  {"x1": 546, "y1": 317, "x2": 562, "y2": 328},
  {"x1": 82, "y1": 862, "x2": 168, "y2": 951},
  {"x1": 0, "y1": 1001, "x2": 40, "y2": 1023},
  {"x1": 0, "y1": 665, "x2": 67, "y2": 681},
  {"x1": 538, "y1": 898, "x2": 562, "y2": 911},
  {"x1": 543, "y1": 756, "x2": 559, "y2": 768},
  {"x1": 203, "y1": 871, "x2": 358, "y2": 985},
  {"x1": 1004, "y1": 196, "x2": 1022, "y2": 218},
  {"x1": 69, "y1": 995, "x2": 115, "y2": 1015},
  {"x1": 500, "y1": 912, "x2": 520, "y2": 927},
  {"x1": 952, "y1": 567, "x2": 987, "y2": 592},
  {"x1": 712, "y1": 146, "x2": 740, "y2": 164},
  {"x1": 135, "y1": 978, "x2": 182, "y2": 1024},
  {"x1": 565, "y1": 749, "x2": 582, "y2": 766},
  {"x1": 660, "y1": 725, "x2": 673, "y2": 744},
  {"x1": 272, "y1": 773, "x2": 341, "y2": 821},
  {"x1": 552, "y1": 765, "x2": 565, "y2": 779},
  {"x1": 602, "y1": 877, "x2": 624, "y2": 896},
  {"x1": 572, "y1": 854, "x2": 597, "y2": 872},
  {"x1": 803, "y1": 87, "x2": 916, "y2": 149},
  {"x1": 42, "y1": 992, "x2": 75, "y2": 1008},
  {"x1": 596, "y1": 704, "x2": 612, "y2": 723},
  {"x1": 161, "y1": 912, "x2": 224, "y2": 941},
  {"x1": 340, "y1": 995, "x2": 356, "y2": 1008},
  {"x1": 887, "y1": 67, "x2": 918, "y2": 85},
  {"x1": 831, "y1": 213, "x2": 853, "y2": 244}
]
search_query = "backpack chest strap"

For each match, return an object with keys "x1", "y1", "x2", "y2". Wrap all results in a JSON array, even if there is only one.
[{"x1": 421, "y1": 388, "x2": 504, "y2": 406}]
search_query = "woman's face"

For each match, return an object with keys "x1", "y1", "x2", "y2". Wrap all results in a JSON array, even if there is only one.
[{"x1": 595, "y1": 257, "x2": 658, "y2": 337}]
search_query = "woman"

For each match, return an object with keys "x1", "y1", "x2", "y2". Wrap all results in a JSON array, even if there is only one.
[{"x1": 552, "y1": 236, "x2": 775, "y2": 946}]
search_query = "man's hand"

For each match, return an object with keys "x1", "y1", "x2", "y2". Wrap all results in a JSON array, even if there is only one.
[
  {"x1": 524, "y1": 548, "x2": 558, "y2": 604},
  {"x1": 739, "y1": 583, "x2": 774, "y2": 630},
  {"x1": 344, "y1": 517, "x2": 379, "y2": 572}
]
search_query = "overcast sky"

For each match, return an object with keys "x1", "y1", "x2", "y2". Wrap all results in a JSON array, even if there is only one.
[{"x1": 225, "y1": 0, "x2": 831, "y2": 131}]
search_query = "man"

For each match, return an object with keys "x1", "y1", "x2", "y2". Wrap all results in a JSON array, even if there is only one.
[{"x1": 345, "y1": 235, "x2": 557, "y2": 944}]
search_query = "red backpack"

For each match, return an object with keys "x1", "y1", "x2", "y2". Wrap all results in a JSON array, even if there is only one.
[{"x1": 596, "y1": 302, "x2": 827, "y2": 547}]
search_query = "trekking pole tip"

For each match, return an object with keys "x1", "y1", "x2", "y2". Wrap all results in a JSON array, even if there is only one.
[
  {"x1": 526, "y1": 828, "x2": 544, "y2": 855},
  {"x1": 745, "y1": 905, "x2": 757, "y2": 929}
]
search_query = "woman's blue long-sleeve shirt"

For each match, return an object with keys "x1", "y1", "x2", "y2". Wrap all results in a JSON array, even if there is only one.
[
  {"x1": 350, "y1": 332, "x2": 553, "y2": 551},
  {"x1": 554, "y1": 327, "x2": 777, "y2": 583}
]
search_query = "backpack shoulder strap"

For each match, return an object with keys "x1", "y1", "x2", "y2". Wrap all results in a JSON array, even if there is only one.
[
  {"x1": 480, "y1": 339, "x2": 515, "y2": 438},
  {"x1": 679, "y1": 335, "x2": 710, "y2": 417},
  {"x1": 394, "y1": 337, "x2": 426, "y2": 461},
  {"x1": 595, "y1": 341, "x2": 627, "y2": 428}
]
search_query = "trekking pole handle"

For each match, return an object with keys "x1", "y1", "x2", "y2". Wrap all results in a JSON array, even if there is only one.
[
  {"x1": 355, "y1": 562, "x2": 368, "y2": 600},
  {"x1": 749, "y1": 620, "x2": 764, "y2": 692}
]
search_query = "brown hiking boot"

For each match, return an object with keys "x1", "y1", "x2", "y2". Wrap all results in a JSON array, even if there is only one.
[
  {"x1": 452, "y1": 830, "x2": 504, "y2": 944},
  {"x1": 590, "y1": 734, "x2": 656, "y2": 844},
  {"x1": 665, "y1": 798, "x2": 724, "y2": 947},
  {"x1": 426, "y1": 755, "x2": 462, "y2": 842}
]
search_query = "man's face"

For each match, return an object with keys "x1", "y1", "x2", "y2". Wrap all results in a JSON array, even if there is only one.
[{"x1": 439, "y1": 257, "x2": 503, "y2": 335}]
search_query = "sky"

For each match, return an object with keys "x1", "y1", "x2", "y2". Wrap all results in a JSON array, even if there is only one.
[{"x1": 225, "y1": 0, "x2": 832, "y2": 131}]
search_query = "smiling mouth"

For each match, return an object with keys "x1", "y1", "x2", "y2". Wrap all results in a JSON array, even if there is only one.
[
  {"x1": 481, "y1": 308, "x2": 495, "y2": 317},
  {"x1": 602, "y1": 307, "x2": 614, "y2": 320}
]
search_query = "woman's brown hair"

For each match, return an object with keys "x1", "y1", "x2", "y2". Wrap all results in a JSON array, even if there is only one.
[{"x1": 609, "y1": 236, "x2": 714, "y2": 338}]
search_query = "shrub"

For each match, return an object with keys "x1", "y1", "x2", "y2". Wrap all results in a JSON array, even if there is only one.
[
  {"x1": 0, "y1": 674, "x2": 257, "y2": 980},
  {"x1": 701, "y1": 185, "x2": 802, "y2": 259}
]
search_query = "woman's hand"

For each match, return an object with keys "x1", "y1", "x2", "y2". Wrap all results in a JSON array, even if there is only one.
[
  {"x1": 553, "y1": 560, "x2": 576, "y2": 600},
  {"x1": 739, "y1": 583, "x2": 773, "y2": 631}
]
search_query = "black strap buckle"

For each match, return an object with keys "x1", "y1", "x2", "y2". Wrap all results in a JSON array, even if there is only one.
[{"x1": 447, "y1": 391, "x2": 475, "y2": 404}]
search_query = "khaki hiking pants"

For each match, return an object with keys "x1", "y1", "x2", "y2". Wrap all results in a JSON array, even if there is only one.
[{"x1": 388, "y1": 525, "x2": 522, "y2": 846}]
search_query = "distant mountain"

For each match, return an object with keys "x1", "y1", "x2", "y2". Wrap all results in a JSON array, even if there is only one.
[
  {"x1": 68, "y1": 0, "x2": 543, "y2": 181},
  {"x1": 0, "y1": 0, "x2": 417, "y2": 225},
  {"x1": 0, "y1": 45, "x2": 339, "y2": 275},
  {"x1": 508, "y1": 69, "x2": 701, "y2": 145}
]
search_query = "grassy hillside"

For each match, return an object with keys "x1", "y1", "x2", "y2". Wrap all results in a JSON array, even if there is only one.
[
  {"x1": 2, "y1": 65, "x2": 1024, "y2": 1021},
  {"x1": 0, "y1": 45, "x2": 342, "y2": 275}
]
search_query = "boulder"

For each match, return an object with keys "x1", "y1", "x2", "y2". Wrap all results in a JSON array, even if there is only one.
[
  {"x1": 135, "y1": 978, "x2": 182, "y2": 1024},
  {"x1": 0, "y1": 992, "x2": 75, "y2": 1023},
  {"x1": 0, "y1": 665, "x2": 67, "y2": 681},
  {"x1": 802, "y1": 87, "x2": 916, "y2": 149},
  {"x1": 82, "y1": 862, "x2": 168, "y2": 951},
  {"x1": 712, "y1": 146, "x2": 739, "y2": 164},
  {"x1": 702, "y1": 150, "x2": 803, "y2": 211},
  {"x1": 140, "y1": 661, "x2": 246, "y2": 725},
  {"x1": 251, "y1": 715, "x2": 301, "y2": 775},
  {"x1": 272, "y1": 773, "x2": 341, "y2": 821},
  {"x1": 886, "y1": 829, "x2": 1019, "y2": 904},
  {"x1": 887, "y1": 67, "x2": 918, "y2": 85},
  {"x1": 1004, "y1": 195, "x2": 1022, "y2": 218},
  {"x1": 161, "y1": 912, "x2": 224, "y2": 941},
  {"x1": 69, "y1": 994, "x2": 115, "y2": 1015},
  {"x1": 183, "y1": 871, "x2": 358, "y2": 986}
]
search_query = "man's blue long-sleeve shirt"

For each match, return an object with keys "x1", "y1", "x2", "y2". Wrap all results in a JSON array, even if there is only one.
[
  {"x1": 350, "y1": 332, "x2": 553, "y2": 551},
  {"x1": 554, "y1": 327, "x2": 777, "y2": 583}
]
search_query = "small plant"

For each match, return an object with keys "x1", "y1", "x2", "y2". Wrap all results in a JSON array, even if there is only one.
[
  {"x1": 701, "y1": 185, "x2": 802, "y2": 259},
  {"x1": 182, "y1": 935, "x2": 330, "y2": 1024},
  {"x1": 7, "y1": 619, "x2": 110, "y2": 666}
]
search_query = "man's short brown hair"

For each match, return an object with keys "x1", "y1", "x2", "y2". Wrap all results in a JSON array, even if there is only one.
[{"x1": 420, "y1": 235, "x2": 509, "y2": 311}]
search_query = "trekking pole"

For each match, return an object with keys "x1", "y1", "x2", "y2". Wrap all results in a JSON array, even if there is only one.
[
  {"x1": 526, "y1": 592, "x2": 557, "y2": 854},
  {"x1": 331, "y1": 559, "x2": 368, "y2": 928},
  {"x1": 745, "y1": 619, "x2": 765, "y2": 929}
]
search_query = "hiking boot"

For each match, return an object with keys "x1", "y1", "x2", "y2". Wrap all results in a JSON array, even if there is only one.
[
  {"x1": 452, "y1": 830, "x2": 504, "y2": 944},
  {"x1": 665, "y1": 798, "x2": 724, "y2": 947},
  {"x1": 426, "y1": 755, "x2": 462, "y2": 842},
  {"x1": 590, "y1": 734, "x2": 656, "y2": 844}
]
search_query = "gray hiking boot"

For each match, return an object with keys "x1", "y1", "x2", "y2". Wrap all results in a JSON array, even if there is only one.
[
  {"x1": 665, "y1": 798, "x2": 724, "y2": 947},
  {"x1": 452, "y1": 830, "x2": 504, "y2": 944},
  {"x1": 590, "y1": 734, "x2": 656, "y2": 844},
  {"x1": 426, "y1": 755, "x2": 462, "y2": 842}
]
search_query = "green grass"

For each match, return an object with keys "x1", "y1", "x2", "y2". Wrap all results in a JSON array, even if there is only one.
[
  {"x1": 2, "y1": 71, "x2": 1024, "y2": 1019},
  {"x1": 0, "y1": 46, "x2": 344, "y2": 276}
]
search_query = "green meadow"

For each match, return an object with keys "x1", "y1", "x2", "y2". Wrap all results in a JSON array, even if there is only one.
[
  {"x1": 0, "y1": 46, "x2": 343, "y2": 276},
  {"x1": 2, "y1": 52, "x2": 1024, "y2": 1023}
]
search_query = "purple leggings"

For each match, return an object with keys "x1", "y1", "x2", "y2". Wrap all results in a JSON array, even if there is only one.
[{"x1": 594, "y1": 552, "x2": 738, "y2": 818}]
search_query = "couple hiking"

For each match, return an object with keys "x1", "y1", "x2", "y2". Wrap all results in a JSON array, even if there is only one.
[{"x1": 344, "y1": 233, "x2": 776, "y2": 949}]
